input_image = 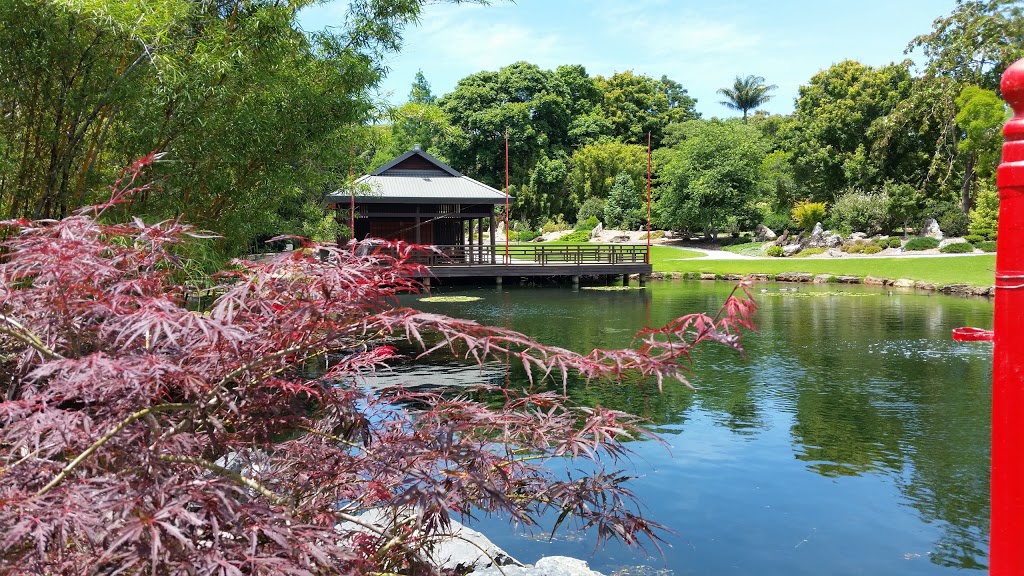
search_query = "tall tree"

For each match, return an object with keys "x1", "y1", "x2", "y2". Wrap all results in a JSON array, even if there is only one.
[
  {"x1": 409, "y1": 69, "x2": 437, "y2": 104},
  {"x1": 595, "y1": 71, "x2": 699, "y2": 146},
  {"x1": 717, "y1": 75, "x2": 778, "y2": 121}
]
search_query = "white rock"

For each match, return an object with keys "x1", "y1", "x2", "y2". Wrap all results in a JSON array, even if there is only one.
[
  {"x1": 922, "y1": 218, "x2": 943, "y2": 240},
  {"x1": 754, "y1": 224, "x2": 777, "y2": 241},
  {"x1": 472, "y1": 556, "x2": 604, "y2": 576},
  {"x1": 938, "y1": 237, "x2": 968, "y2": 249}
]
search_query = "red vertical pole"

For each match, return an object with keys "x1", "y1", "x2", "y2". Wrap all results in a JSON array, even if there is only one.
[
  {"x1": 992, "y1": 58, "x2": 1024, "y2": 576},
  {"x1": 646, "y1": 131, "x2": 652, "y2": 261},
  {"x1": 505, "y1": 128, "x2": 509, "y2": 265},
  {"x1": 349, "y1": 147, "x2": 355, "y2": 243}
]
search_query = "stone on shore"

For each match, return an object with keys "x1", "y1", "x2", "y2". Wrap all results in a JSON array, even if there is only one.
[
  {"x1": 471, "y1": 556, "x2": 604, "y2": 576},
  {"x1": 775, "y1": 272, "x2": 814, "y2": 283}
]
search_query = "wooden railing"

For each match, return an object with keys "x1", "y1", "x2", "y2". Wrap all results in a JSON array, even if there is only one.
[{"x1": 410, "y1": 244, "x2": 649, "y2": 266}]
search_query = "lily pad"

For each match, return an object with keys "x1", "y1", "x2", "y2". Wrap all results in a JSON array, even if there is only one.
[{"x1": 418, "y1": 295, "x2": 484, "y2": 303}]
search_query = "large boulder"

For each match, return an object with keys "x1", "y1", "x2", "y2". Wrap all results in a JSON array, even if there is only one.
[
  {"x1": 783, "y1": 244, "x2": 803, "y2": 257},
  {"x1": 754, "y1": 224, "x2": 777, "y2": 241},
  {"x1": 590, "y1": 222, "x2": 603, "y2": 239},
  {"x1": 939, "y1": 237, "x2": 969, "y2": 249},
  {"x1": 922, "y1": 218, "x2": 943, "y2": 240}
]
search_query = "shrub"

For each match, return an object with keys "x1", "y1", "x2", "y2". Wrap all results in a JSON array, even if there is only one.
[
  {"x1": 0, "y1": 157, "x2": 759, "y2": 573},
  {"x1": 940, "y1": 241, "x2": 976, "y2": 253},
  {"x1": 511, "y1": 229, "x2": 541, "y2": 242},
  {"x1": 643, "y1": 230, "x2": 665, "y2": 240},
  {"x1": 978, "y1": 240, "x2": 997, "y2": 252},
  {"x1": 905, "y1": 236, "x2": 941, "y2": 251},
  {"x1": 556, "y1": 229, "x2": 592, "y2": 243},
  {"x1": 829, "y1": 189, "x2": 889, "y2": 235},
  {"x1": 886, "y1": 237, "x2": 903, "y2": 249},
  {"x1": 964, "y1": 234, "x2": 986, "y2": 245},
  {"x1": 766, "y1": 245, "x2": 784, "y2": 257},
  {"x1": 761, "y1": 211, "x2": 792, "y2": 234},
  {"x1": 939, "y1": 210, "x2": 970, "y2": 237},
  {"x1": 791, "y1": 201, "x2": 827, "y2": 233},
  {"x1": 793, "y1": 247, "x2": 827, "y2": 257},
  {"x1": 541, "y1": 216, "x2": 570, "y2": 234},
  {"x1": 973, "y1": 227, "x2": 998, "y2": 241},
  {"x1": 577, "y1": 215, "x2": 601, "y2": 231},
  {"x1": 577, "y1": 197, "x2": 606, "y2": 225},
  {"x1": 863, "y1": 245, "x2": 883, "y2": 255},
  {"x1": 846, "y1": 244, "x2": 866, "y2": 254},
  {"x1": 969, "y1": 182, "x2": 999, "y2": 236}
]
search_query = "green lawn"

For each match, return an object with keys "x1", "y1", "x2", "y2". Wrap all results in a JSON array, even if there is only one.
[{"x1": 651, "y1": 249, "x2": 996, "y2": 287}]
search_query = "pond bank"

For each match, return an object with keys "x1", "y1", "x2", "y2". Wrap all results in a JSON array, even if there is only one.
[{"x1": 638, "y1": 271, "x2": 995, "y2": 298}]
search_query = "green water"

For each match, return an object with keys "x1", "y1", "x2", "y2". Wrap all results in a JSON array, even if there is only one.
[{"x1": 402, "y1": 280, "x2": 993, "y2": 575}]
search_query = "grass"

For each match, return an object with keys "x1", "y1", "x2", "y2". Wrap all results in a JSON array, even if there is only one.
[
  {"x1": 653, "y1": 253, "x2": 996, "y2": 286},
  {"x1": 720, "y1": 241, "x2": 767, "y2": 256}
]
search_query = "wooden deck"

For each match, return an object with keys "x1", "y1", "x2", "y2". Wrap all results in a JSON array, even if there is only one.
[{"x1": 410, "y1": 244, "x2": 652, "y2": 279}]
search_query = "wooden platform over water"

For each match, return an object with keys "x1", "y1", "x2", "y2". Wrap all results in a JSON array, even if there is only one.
[{"x1": 412, "y1": 244, "x2": 653, "y2": 280}]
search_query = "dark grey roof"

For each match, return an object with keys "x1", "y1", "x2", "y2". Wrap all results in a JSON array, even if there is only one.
[{"x1": 326, "y1": 147, "x2": 513, "y2": 205}]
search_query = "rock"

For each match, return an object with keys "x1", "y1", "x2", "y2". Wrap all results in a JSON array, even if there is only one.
[
  {"x1": 940, "y1": 284, "x2": 972, "y2": 296},
  {"x1": 338, "y1": 511, "x2": 520, "y2": 574},
  {"x1": 609, "y1": 235, "x2": 630, "y2": 243},
  {"x1": 892, "y1": 278, "x2": 915, "y2": 288},
  {"x1": 700, "y1": 273, "x2": 716, "y2": 280},
  {"x1": 472, "y1": 556, "x2": 604, "y2": 576},
  {"x1": 914, "y1": 281, "x2": 936, "y2": 291},
  {"x1": 590, "y1": 222, "x2": 603, "y2": 239},
  {"x1": 755, "y1": 224, "x2": 777, "y2": 241},
  {"x1": 783, "y1": 244, "x2": 803, "y2": 257},
  {"x1": 745, "y1": 273, "x2": 771, "y2": 282},
  {"x1": 971, "y1": 286, "x2": 994, "y2": 297},
  {"x1": 834, "y1": 275, "x2": 862, "y2": 284},
  {"x1": 863, "y1": 276, "x2": 886, "y2": 286},
  {"x1": 775, "y1": 272, "x2": 814, "y2": 283},
  {"x1": 922, "y1": 218, "x2": 943, "y2": 240},
  {"x1": 720, "y1": 273, "x2": 744, "y2": 281},
  {"x1": 813, "y1": 274, "x2": 832, "y2": 284},
  {"x1": 827, "y1": 248, "x2": 845, "y2": 257},
  {"x1": 774, "y1": 230, "x2": 790, "y2": 246},
  {"x1": 938, "y1": 237, "x2": 968, "y2": 249},
  {"x1": 822, "y1": 232, "x2": 844, "y2": 248},
  {"x1": 810, "y1": 222, "x2": 824, "y2": 237},
  {"x1": 849, "y1": 232, "x2": 868, "y2": 241}
]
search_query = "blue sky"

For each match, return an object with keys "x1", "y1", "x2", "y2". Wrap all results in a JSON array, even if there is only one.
[{"x1": 299, "y1": 0, "x2": 960, "y2": 118}]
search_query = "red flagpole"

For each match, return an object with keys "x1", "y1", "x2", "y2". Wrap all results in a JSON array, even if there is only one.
[
  {"x1": 646, "y1": 131, "x2": 652, "y2": 261},
  {"x1": 505, "y1": 128, "x2": 509, "y2": 265}
]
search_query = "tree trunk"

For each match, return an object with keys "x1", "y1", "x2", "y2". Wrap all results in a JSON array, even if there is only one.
[{"x1": 961, "y1": 152, "x2": 977, "y2": 214}]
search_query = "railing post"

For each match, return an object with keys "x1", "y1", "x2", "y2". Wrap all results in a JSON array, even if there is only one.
[{"x1": 992, "y1": 58, "x2": 1024, "y2": 576}]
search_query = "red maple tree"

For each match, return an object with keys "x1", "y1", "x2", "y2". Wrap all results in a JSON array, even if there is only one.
[{"x1": 0, "y1": 155, "x2": 757, "y2": 574}]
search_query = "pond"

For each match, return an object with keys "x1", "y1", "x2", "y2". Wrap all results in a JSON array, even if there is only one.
[{"x1": 395, "y1": 280, "x2": 993, "y2": 575}]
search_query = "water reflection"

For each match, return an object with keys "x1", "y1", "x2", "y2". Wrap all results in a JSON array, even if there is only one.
[{"x1": 404, "y1": 282, "x2": 992, "y2": 574}]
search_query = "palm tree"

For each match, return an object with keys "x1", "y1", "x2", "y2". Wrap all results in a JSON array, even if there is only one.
[{"x1": 717, "y1": 75, "x2": 778, "y2": 121}]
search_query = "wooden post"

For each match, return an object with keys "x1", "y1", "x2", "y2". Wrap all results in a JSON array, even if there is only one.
[
  {"x1": 489, "y1": 207, "x2": 497, "y2": 264},
  {"x1": 991, "y1": 58, "x2": 1024, "y2": 576}
]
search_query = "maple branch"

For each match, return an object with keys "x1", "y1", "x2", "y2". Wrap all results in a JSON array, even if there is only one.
[
  {"x1": 0, "y1": 313, "x2": 62, "y2": 360},
  {"x1": 157, "y1": 454, "x2": 284, "y2": 505},
  {"x1": 35, "y1": 403, "x2": 193, "y2": 497}
]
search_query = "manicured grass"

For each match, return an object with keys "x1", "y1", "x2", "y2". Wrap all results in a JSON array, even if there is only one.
[
  {"x1": 719, "y1": 241, "x2": 767, "y2": 256},
  {"x1": 653, "y1": 254, "x2": 996, "y2": 287},
  {"x1": 648, "y1": 245, "x2": 706, "y2": 262}
]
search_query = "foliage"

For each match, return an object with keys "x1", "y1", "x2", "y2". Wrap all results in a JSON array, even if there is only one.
[
  {"x1": 761, "y1": 211, "x2": 793, "y2": 233},
  {"x1": 299, "y1": 201, "x2": 346, "y2": 243},
  {"x1": 829, "y1": 190, "x2": 890, "y2": 235},
  {"x1": 657, "y1": 120, "x2": 769, "y2": 238},
  {"x1": 863, "y1": 245, "x2": 883, "y2": 255},
  {"x1": 577, "y1": 196, "x2": 607, "y2": 226},
  {"x1": 595, "y1": 71, "x2": 698, "y2": 146},
  {"x1": 604, "y1": 172, "x2": 644, "y2": 230},
  {"x1": 510, "y1": 229, "x2": 541, "y2": 242},
  {"x1": 578, "y1": 216, "x2": 601, "y2": 231},
  {"x1": 0, "y1": 159, "x2": 759, "y2": 573},
  {"x1": 551, "y1": 229, "x2": 593, "y2": 243},
  {"x1": 905, "y1": 236, "x2": 941, "y2": 250},
  {"x1": 717, "y1": 75, "x2": 778, "y2": 120},
  {"x1": 964, "y1": 234, "x2": 986, "y2": 244},
  {"x1": 541, "y1": 215, "x2": 572, "y2": 234},
  {"x1": 939, "y1": 210, "x2": 971, "y2": 237},
  {"x1": 977, "y1": 240, "x2": 997, "y2": 252},
  {"x1": 940, "y1": 241, "x2": 976, "y2": 253},
  {"x1": 969, "y1": 182, "x2": 1000, "y2": 235},
  {"x1": 793, "y1": 247, "x2": 828, "y2": 257},
  {"x1": 885, "y1": 182, "x2": 925, "y2": 232},
  {"x1": 886, "y1": 237, "x2": 904, "y2": 248},
  {"x1": 791, "y1": 60, "x2": 918, "y2": 201},
  {"x1": 791, "y1": 201, "x2": 827, "y2": 233},
  {"x1": 766, "y1": 245, "x2": 785, "y2": 257},
  {"x1": 566, "y1": 142, "x2": 648, "y2": 207}
]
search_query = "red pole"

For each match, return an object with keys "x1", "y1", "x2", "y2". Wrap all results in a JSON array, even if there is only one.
[
  {"x1": 505, "y1": 128, "x2": 509, "y2": 265},
  {"x1": 349, "y1": 147, "x2": 355, "y2": 243},
  {"x1": 991, "y1": 58, "x2": 1024, "y2": 576},
  {"x1": 646, "y1": 131, "x2": 652, "y2": 261}
]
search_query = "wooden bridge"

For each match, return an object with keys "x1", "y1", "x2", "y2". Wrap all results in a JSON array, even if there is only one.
[{"x1": 408, "y1": 244, "x2": 652, "y2": 285}]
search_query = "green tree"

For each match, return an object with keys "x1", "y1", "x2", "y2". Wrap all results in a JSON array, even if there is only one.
[
  {"x1": 791, "y1": 60, "x2": 917, "y2": 202},
  {"x1": 954, "y1": 85, "x2": 1007, "y2": 211},
  {"x1": 717, "y1": 75, "x2": 778, "y2": 121},
  {"x1": 656, "y1": 120, "x2": 769, "y2": 238},
  {"x1": 566, "y1": 141, "x2": 648, "y2": 207},
  {"x1": 409, "y1": 69, "x2": 437, "y2": 104},
  {"x1": 604, "y1": 172, "x2": 643, "y2": 230},
  {"x1": 595, "y1": 71, "x2": 699, "y2": 146}
]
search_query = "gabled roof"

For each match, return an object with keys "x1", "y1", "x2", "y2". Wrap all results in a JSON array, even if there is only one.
[
  {"x1": 371, "y1": 146, "x2": 462, "y2": 177},
  {"x1": 325, "y1": 146, "x2": 513, "y2": 205}
]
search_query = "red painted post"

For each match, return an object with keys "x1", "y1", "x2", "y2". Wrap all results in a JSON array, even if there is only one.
[{"x1": 991, "y1": 57, "x2": 1024, "y2": 576}]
